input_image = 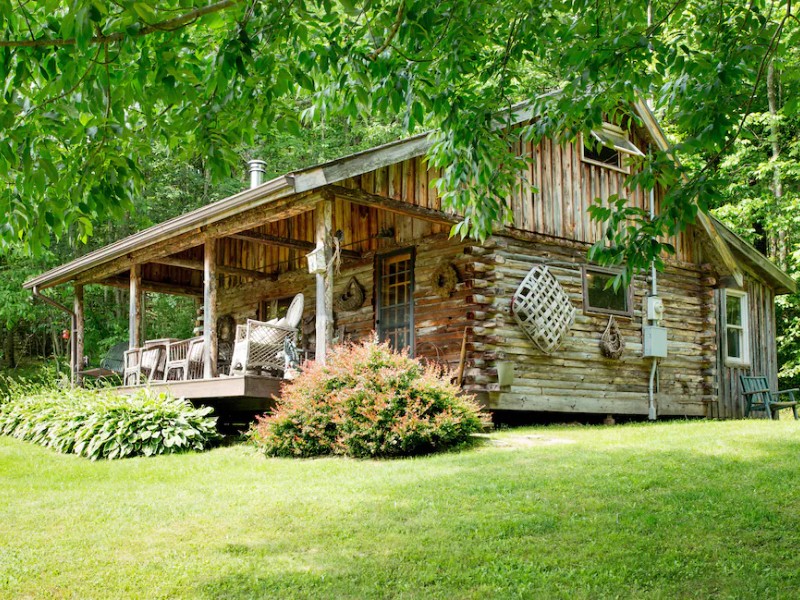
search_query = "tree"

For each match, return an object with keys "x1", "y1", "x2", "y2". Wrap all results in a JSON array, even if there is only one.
[{"x1": 1, "y1": 0, "x2": 798, "y2": 281}]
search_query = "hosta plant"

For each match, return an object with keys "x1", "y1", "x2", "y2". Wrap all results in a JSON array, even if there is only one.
[
  {"x1": 248, "y1": 337, "x2": 489, "y2": 458},
  {"x1": 0, "y1": 387, "x2": 219, "y2": 460}
]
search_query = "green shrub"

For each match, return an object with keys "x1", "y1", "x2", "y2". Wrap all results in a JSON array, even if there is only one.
[
  {"x1": 0, "y1": 387, "x2": 219, "y2": 460},
  {"x1": 248, "y1": 338, "x2": 489, "y2": 458}
]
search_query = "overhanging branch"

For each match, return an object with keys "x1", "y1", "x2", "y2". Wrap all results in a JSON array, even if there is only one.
[{"x1": 0, "y1": 0, "x2": 244, "y2": 48}]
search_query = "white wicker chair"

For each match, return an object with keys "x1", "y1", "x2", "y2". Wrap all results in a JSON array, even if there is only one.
[
  {"x1": 122, "y1": 342, "x2": 166, "y2": 385},
  {"x1": 229, "y1": 293, "x2": 304, "y2": 376}
]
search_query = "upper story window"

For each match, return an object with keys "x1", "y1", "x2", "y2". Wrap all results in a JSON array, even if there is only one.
[
  {"x1": 582, "y1": 266, "x2": 633, "y2": 317},
  {"x1": 581, "y1": 123, "x2": 644, "y2": 173},
  {"x1": 724, "y1": 289, "x2": 750, "y2": 365}
]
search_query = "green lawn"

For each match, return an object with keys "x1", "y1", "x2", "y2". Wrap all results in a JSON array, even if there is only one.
[{"x1": 2, "y1": 420, "x2": 800, "y2": 599}]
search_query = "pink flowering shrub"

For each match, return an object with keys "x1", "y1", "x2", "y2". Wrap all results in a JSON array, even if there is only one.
[{"x1": 248, "y1": 338, "x2": 489, "y2": 458}]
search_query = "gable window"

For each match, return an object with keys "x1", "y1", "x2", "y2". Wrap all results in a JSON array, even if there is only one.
[
  {"x1": 582, "y1": 266, "x2": 633, "y2": 317},
  {"x1": 581, "y1": 123, "x2": 644, "y2": 173},
  {"x1": 376, "y1": 248, "x2": 415, "y2": 353},
  {"x1": 724, "y1": 290, "x2": 750, "y2": 365}
]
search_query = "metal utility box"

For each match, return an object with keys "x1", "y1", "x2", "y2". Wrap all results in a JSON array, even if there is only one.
[
  {"x1": 643, "y1": 325, "x2": 668, "y2": 358},
  {"x1": 645, "y1": 295, "x2": 665, "y2": 322}
]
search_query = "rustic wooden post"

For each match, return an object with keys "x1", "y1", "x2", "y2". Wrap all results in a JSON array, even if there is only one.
[
  {"x1": 129, "y1": 264, "x2": 142, "y2": 349},
  {"x1": 74, "y1": 284, "x2": 84, "y2": 387},
  {"x1": 314, "y1": 199, "x2": 334, "y2": 364},
  {"x1": 203, "y1": 235, "x2": 218, "y2": 378}
]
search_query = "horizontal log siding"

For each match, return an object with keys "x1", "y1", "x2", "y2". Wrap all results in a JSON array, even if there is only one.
[
  {"x1": 714, "y1": 277, "x2": 778, "y2": 419},
  {"x1": 464, "y1": 234, "x2": 715, "y2": 416},
  {"x1": 217, "y1": 232, "x2": 478, "y2": 375}
]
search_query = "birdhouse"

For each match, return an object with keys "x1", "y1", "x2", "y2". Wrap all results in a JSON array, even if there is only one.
[{"x1": 306, "y1": 246, "x2": 327, "y2": 274}]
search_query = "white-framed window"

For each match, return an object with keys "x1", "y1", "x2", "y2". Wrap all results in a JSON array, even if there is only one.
[
  {"x1": 581, "y1": 123, "x2": 644, "y2": 173},
  {"x1": 724, "y1": 289, "x2": 750, "y2": 365}
]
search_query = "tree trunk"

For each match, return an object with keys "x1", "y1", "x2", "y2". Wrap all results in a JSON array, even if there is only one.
[
  {"x1": 767, "y1": 60, "x2": 785, "y2": 266},
  {"x1": 4, "y1": 326, "x2": 16, "y2": 368}
]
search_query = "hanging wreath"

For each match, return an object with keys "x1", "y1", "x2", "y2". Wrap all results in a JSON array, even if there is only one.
[
  {"x1": 600, "y1": 315, "x2": 625, "y2": 359},
  {"x1": 431, "y1": 263, "x2": 458, "y2": 298},
  {"x1": 334, "y1": 276, "x2": 365, "y2": 312}
]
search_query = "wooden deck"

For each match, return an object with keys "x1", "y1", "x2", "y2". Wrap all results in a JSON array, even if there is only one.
[{"x1": 116, "y1": 374, "x2": 283, "y2": 414}]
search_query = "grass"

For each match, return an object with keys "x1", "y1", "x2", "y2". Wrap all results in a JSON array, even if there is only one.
[{"x1": 2, "y1": 420, "x2": 800, "y2": 599}]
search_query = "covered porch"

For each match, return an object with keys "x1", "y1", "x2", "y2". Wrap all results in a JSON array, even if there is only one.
[{"x1": 24, "y1": 142, "x2": 471, "y2": 409}]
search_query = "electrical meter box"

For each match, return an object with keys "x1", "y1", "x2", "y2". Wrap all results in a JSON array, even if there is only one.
[
  {"x1": 645, "y1": 296, "x2": 665, "y2": 322},
  {"x1": 643, "y1": 325, "x2": 668, "y2": 357}
]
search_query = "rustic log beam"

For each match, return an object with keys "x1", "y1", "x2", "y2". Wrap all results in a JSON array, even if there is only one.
[
  {"x1": 74, "y1": 284, "x2": 84, "y2": 386},
  {"x1": 129, "y1": 265, "x2": 142, "y2": 349},
  {"x1": 228, "y1": 231, "x2": 361, "y2": 259},
  {"x1": 324, "y1": 184, "x2": 459, "y2": 226},
  {"x1": 151, "y1": 256, "x2": 269, "y2": 280},
  {"x1": 315, "y1": 199, "x2": 334, "y2": 364},
  {"x1": 101, "y1": 276, "x2": 203, "y2": 297},
  {"x1": 73, "y1": 192, "x2": 319, "y2": 287},
  {"x1": 203, "y1": 236, "x2": 218, "y2": 379}
]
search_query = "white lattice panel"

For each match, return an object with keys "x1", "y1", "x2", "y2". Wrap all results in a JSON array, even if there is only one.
[{"x1": 511, "y1": 265, "x2": 576, "y2": 354}]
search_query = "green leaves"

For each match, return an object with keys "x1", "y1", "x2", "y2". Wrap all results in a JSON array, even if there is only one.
[{"x1": 0, "y1": 387, "x2": 219, "y2": 460}]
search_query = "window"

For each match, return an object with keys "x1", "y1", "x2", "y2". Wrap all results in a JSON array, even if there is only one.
[
  {"x1": 581, "y1": 123, "x2": 644, "y2": 173},
  {"x1": 258, "y1": 296, "x2": 294, "y2": 322},
  {"x1": 376, "y1": 249, "x2": 415, "y2": 353},
  {"x1": 724, "y1": 290, "x2": 749, "y2": 365},
  {"x1": 582, "y1": 267, "x2": 632, "y2": 317}
]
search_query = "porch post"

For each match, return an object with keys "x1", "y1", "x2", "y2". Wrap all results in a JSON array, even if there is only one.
[
  {"x1": 74, "y1": 284, "x2": 84, "y2": 387},
  {"x1": 314, "y1": 199, "x2": 334, "y2": 364},
  {"x1": 129, "y1": 264, "x2": 142, "y2": 349},
  {"x1": 203, "y1": 235, "x2": 218, "y2": 378}
]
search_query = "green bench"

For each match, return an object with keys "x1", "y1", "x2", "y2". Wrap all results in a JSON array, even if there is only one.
[{"x1": 739, "y1": 375, "x2": 799, "y2": 420}]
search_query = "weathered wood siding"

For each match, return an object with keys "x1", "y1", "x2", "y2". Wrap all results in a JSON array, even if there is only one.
[
  {"x1": 714, "y1": 277, "x2": 779, "y2": 418},
  {"x1": 217, "y1": 231, "x2": 478, "y2": 372},
  {"x1": 462, "y1": 234, "x2": 715, "y2": 416}
]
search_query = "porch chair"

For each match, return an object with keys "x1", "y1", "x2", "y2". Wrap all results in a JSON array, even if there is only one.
[
  {"x1": 739, "y1": 375, "x2": 800, "y2": 420},
  {"x1": 229, "y1": 293, "x2": 304, "y2": 376},
  {"x1": 122, "y1": 343, "x2": 166, "y2": 385},
  {"x1": 164, "y1": 337, "x2": 205, "y2": 381}
]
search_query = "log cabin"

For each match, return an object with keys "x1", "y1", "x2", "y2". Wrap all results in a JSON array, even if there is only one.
[{"x1": 23, "y1": 98, "x2": 795, "y2": 420}]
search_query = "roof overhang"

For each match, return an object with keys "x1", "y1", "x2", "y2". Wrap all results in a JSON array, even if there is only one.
[{"x1": 711, "y1": 216, "x2": 796, "y2": 294}]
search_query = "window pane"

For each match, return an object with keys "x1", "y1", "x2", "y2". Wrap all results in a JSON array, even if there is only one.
[
  {"x1": 586, "y1": 271, "x2": 628, "y2": 313},
  {"x1": 727, "y1": 329, "x2": 741, "y2": 359},
  {"x1": 378, "y1": 252, "x2": 413, "y2": 352},
  {"x1": 726, "y1": 295, "x2": 742, "y2": 326}
]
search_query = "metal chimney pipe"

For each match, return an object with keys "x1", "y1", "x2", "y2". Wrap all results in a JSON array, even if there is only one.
[{"x1": 247, "y1": 159, "x2": 267, "y2": 189}]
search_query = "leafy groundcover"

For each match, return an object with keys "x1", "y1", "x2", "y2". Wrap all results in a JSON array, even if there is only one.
[
  {"x1": 248, "y1": 338, "x2": 489, "y2": 458},
  {"x1": 0, "y1": 387, "x2": 219, "y2": 460}
]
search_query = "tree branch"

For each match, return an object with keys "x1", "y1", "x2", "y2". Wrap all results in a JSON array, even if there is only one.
[
  {"x1": 0, "y1": 0, "x2": 244, "y2": 48},
  {"x1": 369, "y1": 1, "x2": 405, "y2": 60}
]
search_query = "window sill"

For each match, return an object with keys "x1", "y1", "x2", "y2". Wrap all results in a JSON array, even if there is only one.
[
  {"x1": 584, "y1": 308, "x2": 633, "y2": 319},
  {"x1": 725, "y1": 358, "x2": 751, "y2": 368},
  {"x1": 580, "y1": 157, "x2": 630, "y2": 174}
]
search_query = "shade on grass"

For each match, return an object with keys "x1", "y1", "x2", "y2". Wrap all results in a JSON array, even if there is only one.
[{"x1": 2, "y1": 420, "x2": 800, "y2": 598}]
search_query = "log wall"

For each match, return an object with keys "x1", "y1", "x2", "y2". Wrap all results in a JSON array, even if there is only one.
[
  {"x1": 217, "y1": 232, "x2": 479, "y2": 373},
  {"x1": 462, "y1": 234, "x2": 716, "y2": 416},
  {"x1": 714, "y1": 277, "x2": 779, "y2": 418}
]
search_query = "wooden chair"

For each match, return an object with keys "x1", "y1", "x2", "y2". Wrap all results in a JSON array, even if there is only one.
[
  {"x1": 739, "y1": 375, "x2": 800, "y2": 420},
  {"x1": 164, "y1": 337, "x2": 204, "y2": 381},
  {"x1": 230, "y1": 293, "x2": 304, "y2": 376},
  {"x1": 123, "y1": 348, "x2": 142, "y2": 386}
]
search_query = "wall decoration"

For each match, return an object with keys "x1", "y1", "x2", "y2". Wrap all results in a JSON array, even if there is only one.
[
  {"x1": 431, "y1": 263, "x2": 458, "y2": 298},
  {"x1": 334, "y1": 276, "x2": 366, "y2": 312},
  {"x1": 511, "y1": 265, "x2": 576, "y2": 354},
  {"x1": 599, "y1": 315, "x2": 625, "y2": 359}
]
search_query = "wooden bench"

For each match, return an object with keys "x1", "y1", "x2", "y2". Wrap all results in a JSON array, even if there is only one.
[{"x1": 739, "y1": 375, "x2": 799, "y2": 420}]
